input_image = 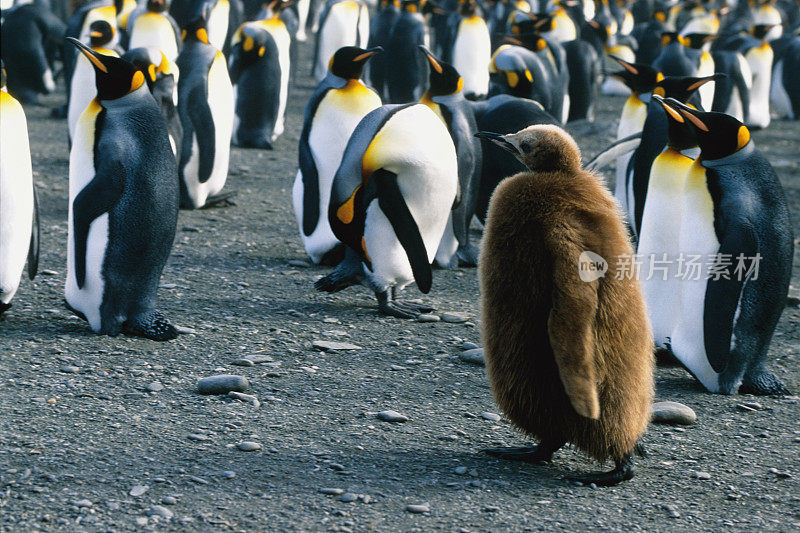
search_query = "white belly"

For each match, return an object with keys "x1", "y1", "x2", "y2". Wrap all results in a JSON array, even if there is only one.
[
  {"x1": 296, "y1": 0, "x2": 310, "y2": 41},
  {"x1": 745, "y1": 45, "x2": 773, "y2": 129},
  {"x1": 68, "y1": 57, "x2": 97, "y2": 141},
  {"x1": 452, "y1": 19, "x2": 491, "y2": 98},
  {"x1": 770, "y1": 59, "x2": 793, "y2": 119},
  {"x1": 265, "y1": 24, "x2": 291, "y2": 140},
  {"x1": 0, "y1": 92, "x2": 33, "y2": 306},
  {"x1": 697, "y1": 52, "x2": 715, "y2": 111},
  {"x1": 314, "y1": 2, "x2": 368, "y2": 81},
  {"x1": 614, "y1": 101, "x2": 645, "y2": 216},
  {"x1": 208, "y1": 1, "x2": 230, "y2": 51},
  {"x1": 128, "y1": 16, "x2": 179, "y2": 62}
]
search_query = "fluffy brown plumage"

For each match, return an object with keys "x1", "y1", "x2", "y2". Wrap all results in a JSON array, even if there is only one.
[{"x1": 477, "y1": 125, "x2": 654, "y2": 480}]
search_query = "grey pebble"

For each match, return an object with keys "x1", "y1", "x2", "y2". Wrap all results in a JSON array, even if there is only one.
[
  {"x1": 222, "y1": 470, "x2": 236, "y2": 479},
  {"x1": 174, "y1": 325, "x2": 197, "y2": 335},
  {"x1": 148, "y1": 505, "x2": 174, "y2": 520},
  {"x1": 461, "y1": 341, "x2": 479, "y2": 351},
  {"x1": 161, "y1": 496, "x2": 177, "y2": 505},
  {"x1": 197, "y1": 375, "x2": 249, "y2": 395},
  {"x1": 312, "y1": 340, "x2": 362, "y2": 351},
  {"x1": 136, "y1": 517, "x2": 149, "y2": 526},
  {"x1": 187, "y1": 433, "x2": 209, "y2": 442},
  {"x1": 288, "y1": 260, "x2": 312, "y2": 268},
  {"x1": 441, "y1": 313, "x2": 468, "y2": 323},
  {"x1": 60, "y1": 365, "x2": 79, "y2": 373},
  {"x1": 228, "y1": 391, "x2": 260, "y2": 407},
  {"x1": 483, "y1": 506, "x2": 500, "y2": 512},
  {"x1": 694, "y1": 471, "x2": 711, "y2": 480},
  {"x1": 188, "y1": 476, "x2": 208, "y2": 484},
  {"x1": 377, "y1": 410, "x2": 408, "y2": 423},
  {"x1": 651, "y1": 401, "x2": 696, "y2": 425},
  {"x1": 480, "y1": 412, "x2": 501, "y2": 422},
  {"x1": 129, "y1": 484, "x2": 149, "y2": 497},
  {"x1": 459, "y1": 348, "x2": 485, "y2": 366},
  {"x1": 145, "y1": 382, "x2": 164, "y2": 393},
  {"x1": 247, "y1": 354, "x2": 274, "y2": 364},
  {"x1": 769, "y1": 468, "x2": 792, "y2": 478},
  {"x1": 230, "y1": 359, "x2": 254, "y2": 367},
  {"x1": 319, "y1": 488, "x2": 344, "y2": 496},
  {"x1": 339, "y1": 493, "x2": 358, "y2": 503},
  {"x1": 72, "y1": 499, "x2": 93, "y2": 508},
  {"x1": 454, "y1": 466, "x2": 468, "y2": 475},
  {"x1": 406, "y1": 503, "x2": 430, "y2": 514},
  {"x1": 237, "y1": 441, "x2": 262, "y2": 452},
  {"x1": 417, "y1": 314, "x2": 440, "y2": 323}
]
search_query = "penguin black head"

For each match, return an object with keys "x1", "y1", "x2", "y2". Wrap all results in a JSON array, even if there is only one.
[
  {"x1": 123, "y1": 47, "x2": 173, "y2": 92},
  {"x1": 660, "y1": 31, "x2": 680, "y2": 46},
  {"x1": 512, "y1": 14, "x2": 552, "y2": 36},
  {"x1": 680, "y1": 32, "x2": 715, "y2": 49},
  {"x1": 237, "y1": 25, "x2": 271, "y2": 66},
  {"x1": 586, "y1": 20, "x2": 611, "y2": 44},
  {"x1": 182, "y1": 11, "x2": 211, "y2": 44},
  {"x1": 476, "y1": 124, "x2": 582, "y2": 172},
  {"x1": 329, "y1": 46, "x2": 383, "y2": 80},
  {"x1": 653, "y1": 73, "x2": 726, "y2": 104},
  {"x1": 459, "y1": 0, "x2": 478, "y2": 16},
  {"x1": 505, "y1": 32, "x2": 549, "y2": 52},
  {"x1": 750, "y1": 24, "x2": 774, "y2": 40},
  {"x1": 146, "y1": 0, "x2": 169, "y2": 13},
  {"x1": 89, "y1": 20, "x2": 115, "y2": 48},
  {"x1": 609, "y1": 56, "x2": 663, "y2": 94},
  {"x1": 67, "y1": 37, "x2": 145, "y2": 100},
  {"x1": 402, "y1": 0, "x2": 421, "y2": 12},
  {"x1": 419, "y1": 46, "x2": 463, "y2": 97},
  {"x1": 663, "y1": 97, "x2": 752, "y2": 160},
  {"x1": 651, "y1": 94, "x2": 698, "y2": 151}
]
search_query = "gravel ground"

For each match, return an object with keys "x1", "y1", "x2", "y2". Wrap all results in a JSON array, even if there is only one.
[{"x1": 1, "y1": 39, "x2": 799, "y2": 532}]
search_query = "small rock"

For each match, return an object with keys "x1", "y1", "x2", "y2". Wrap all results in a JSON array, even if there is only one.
[
  {"x1": 319, "y1": 488, "x2": 344, "y2": 496},
  {"x1": 441, "y1": 313, "x2": 468, "y2": 323},
  {"x1": 312, "y1": 340, "x2": 362, "y2": 351},
  {"x1": 222, "y1": 471, "x2": 236, "y2": 479},
  {"x1": 197, "y1": 375, "x2": 249, "y2": 395},
  {"x1": 187, "y1": 433, "x2": 209, "y2": 442},
  {"x1": 454, "y1": 466, "x2": 468, "y2": 475},
  {"x1": 135, "y1": 517, "x2": 149, "y2": 526},
  {"x1": 694, "y1": 471, "x2": 711, "y2": 480},
  {"x1": 174, "y1": 325, "x2": 196, "y2": 335},
  {"x1": 480, "y1": 412, "x2": 501, "y2": 422},
  {"x1": 228, "y1": 391, "x2": 260, "y2": 407},
  {"x1": 460, "y1": 341, "x2": 479, "y2": 351},
  {"x1": 417, "y1": 314, "x2": 440, "y2": 323},
  {"x1": 60, "y1": 365, "x2": 79, "y2": 374},
  {"x1": 459, "y1": 348, "x2": 485, "y2": 365},
  {"x1": 145, "y1": 382, "x2": 164, "y2": 393},
  {"x1": 72, "y1": 499, "x2": 93, "y2": 508},
  {"x1": 129, "y1": 485, "x2": 149, "y2": 497},
  {"x1": 288, "y1": 260, "x2": 312, "y2": 268},
  {"x1": 237, "y1": 441, "x2": 262, "y2": 452},
  {"x1": 662, "y1": 504, "x2": 680, "y2": 518},
  {"x1": 736, "y1": 403, "x2": 758, "y2": 412},
  {"x1": 247, "y1": 354, "x2": 274, "y2": 364},
  {"x1": 786, "y1": 296, "x2": 800, "y2": 308},
  {"x1": 651, "y1": 401, "x2": 696, "y2": 425},
  {"x1": 188, "y1": 476, "x2": 208, "y2": 484},
  {"x1": 390, "y1": 365, "x2": 407, "y2": 371},
  {"x1": 406, "y1": 503, "x2": 430, "y2": 514},
  {"x1": 377, "y1": 410, "x2": 408, "y2": 423},
  {"x1": 769, "y1": 468, "x2": 792, "y2": 479},
  {"x1": 738, "y1": 402, "x2": 763, "y2": 411},
  {"x1": 339, "y1": 493, "x2": 358, "y2": 503},
  {"x1": 230, "y1": 359, "x2": 254, "y2": 367},
  {"x1": 148, "y1": 505, "x2": 173, "y2": 520},
  {"x1": 439, "y1": 434, "x2": 458, "y2": 441},
  {"x1": 483, "y1": 505, "x2": 500, "y2": 512}
]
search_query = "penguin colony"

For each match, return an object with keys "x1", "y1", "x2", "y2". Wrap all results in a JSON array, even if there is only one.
[{"x1": 0, "y1": 0, "x2": 798, "y2": 486}]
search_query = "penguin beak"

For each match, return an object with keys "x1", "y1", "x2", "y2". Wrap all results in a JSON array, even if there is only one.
[
  {"x1": 67, "y1": 37, "x2": 109, "y2": 73},
  {"x1": 418, "y1": 45, "x2": 443, "y2": 74},
  {"x1": 685, "y1": 72, "x2": 726, "y2": 92},
  {"x1": 610, "y1": 55, "x2": 638, "y2": 74},
  {"x1": 353, "y1": 47, "x2": 383, "y2": 62},
  {"x1": 475, "y1": 131, "x2": 521, "y2": 155},
  {"x1": 665, "y1": 97, "x2": 709, "y2": 131},
  {"x1": 651, "y1": 94, "x2": 684, "y2": 123}
]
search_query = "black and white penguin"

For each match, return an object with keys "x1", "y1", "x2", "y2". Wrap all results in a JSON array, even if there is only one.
[
  {"x1": 64, "y1": 38, "x2": 179, "y2": 340},
  {"x1": 680, "y1": 32, "x2": 717, "y2": 110},
  {"x1": 313, "y1": 0, "x2": 370, "y2": 81},
  {"x1": 0, "y1": 65, "x2": 39, "y2": 315},
  {"x1": 128, "y1": 0, "x2": 183, "y2": 62},
  {"x1": 122, "y1": 46, "x2": 183, "y2": 156},
  {"x1": 315, "y1": 103, "x2": 458, "y2": 318},
  {"x1": 367, "y1": 0, "x2": 401, "y2": 101},
  {"x1": 417, "y1": 47, "x2": 482, "y2": 267},
  {"x1": 740, "y1": 24, "x2": 775, "y2": 129},
  {"x1": 447, "y1": 0, "x2": 491, "y2": 99},
  {"x1": 653, "y1": 31, "x2": 696, "y2": 77},
  {"x1": 175, "y1": 13, "x2": 235, "y2": 209},
  {"x1": 385, "y1": 0, "x2": 430, "y2": 103},
  {"x1": 770, "y1": 34, "x2": 800, "y2": 120},
  {"x1": 661, "y1": 98, "x2": 793, "y2": 395},
  {"x1": 293, "y1": 46, "x2": 383, "y2": 265},
  {"x1": 710, "y1": 49, "x2": 752, "y2": 123},
  {"x1": 68, "y1": 21, "x2": 120, "y2": 143}
]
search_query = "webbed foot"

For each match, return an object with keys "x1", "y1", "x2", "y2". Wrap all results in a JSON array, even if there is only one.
[
  {"x1": 739, "y1": 370, "x2": 790, "y2": 396},
  {"x1": 566, "y1": 454, "x2": 635, "y2": 487},
  {"x1": 315, "y1": 249, "x2": 363, "y2": 293},
  {"x1": 484, "y1": 439, "x2": 564, "y2": 464},
  {"x1": 376, "y1": 290, "x2": 435, "y2": 319},
  {"x1": 456, "y1": 244, "x2": 480, "y2": 267},
  {"x1": 201, "y1": 191, "x2": 238, "y2": 208},
  {"x1": 122, "y1": 310, "x2": 178, "y2": 341}
]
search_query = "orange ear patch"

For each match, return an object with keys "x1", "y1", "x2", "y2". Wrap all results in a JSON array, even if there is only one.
[
  {"x1": 130, "y1": 70, "x2": 145, "y2": 92},
  {"x1": 680, "y1": 109, "x2": 709, "y2": 131}
]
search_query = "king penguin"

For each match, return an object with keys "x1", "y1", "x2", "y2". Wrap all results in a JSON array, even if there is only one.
[
  {"x1": 127, "y1": 0, "x2": 183, "y2": 62},
  {"x1": 313, "y1": 0, "x2": 370, "y2": 81},
  {"x1": 367, "y1": 0, "x2": 401, "y2": 101},
  {"x1": 64, "y1": 38, "x2": 179, "y2": 340},
  {"x1": 0, "y1": 64, "x2": 39, "y2": 315},
  {"x1": 315, "y1": 103, "x2": 459, "y2": 318},
  {"x1": 385, "y1": 0, "x2": 430, "y2": 103},
  {"x1": 417, "y1": 47, "x2": 482, "y2": 268},
  {"x1": 176, "y1": 13, "x2": 235, "y2": 209},
  {"x1": 293, "y1": 46, "x2": 383, "y2": 265},
  {"x1": 68, "y1": 20, "x2": 120, "y2": 143},
  {"x1": 740, "y1": 24, "x2": 775, "y2": 129},
  {"x1": 448, "y1": 0, "x2": 491, "y2": 99},
  {"x1": 661, "y1": 98, "x2": 793, "y2": 395}
]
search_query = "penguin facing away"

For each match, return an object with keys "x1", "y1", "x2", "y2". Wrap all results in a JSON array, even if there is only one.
[
  {"x1": 315, "y1": 103, "x2": 459, "y2": 319},
  {"x1": 477, "y1": 124, "x2": 654, "y2": 486},
  {"x1": 417, "y1": 47, "x2": 482, "y2": 268},
  {"x1": 176, "y1": 13, "x2": 236, "y2": 209},
  {"x1": 662, "y1": 98, "x2": 793, "y2": 395},
  {"x1": 293, "y1": 46, "x2": 383, "y2": 265},
  {"x1": 64, "y1": 38, "x2": 179, "y2": 340},
  {"x1": 0, "y1": 65, "x2": 39, "y2": 315}
]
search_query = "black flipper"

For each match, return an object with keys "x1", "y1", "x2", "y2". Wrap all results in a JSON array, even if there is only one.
[
  {"x1": 372, "y1": 169, "x2": 433, "y2": 294},
  {"x1": 187, "y1": 84, "x2": 216, "y2": 184},
  {"x1": 72, "y1": 162, "x2": 125, "y2": 289},
  {"x1": 27, "y1": 182, "x2": 40, "y2": 280},
  {"x1": 298, "y1": 86, "x2": 333, "y2": 236}
]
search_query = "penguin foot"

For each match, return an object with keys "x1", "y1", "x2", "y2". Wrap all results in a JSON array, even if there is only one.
[
  {"x1": 63, "y1": 299, "x2": 87, "y2": 322},
  {"x1": 456, "y1": 245, "x2": 480, "y2": 267},
  {"x1": 484, "y1": 442, "x2": 563, "y2": 464},
  {"x1": 122, "y1": 310, "x2": 178, "y2": 341},
  {"x1": 201, "y1": 191, "x2": 238, "y2": 208},
  {"x1": 0, "y1": 302, "x2": 11, "y2": 316},
  {"x1": 739, "y1": 370, "x2": 791, "y2": 396},
  {"x1": 566, "y1": 454, "x2": 635, "y2": 487},
  {"x1": 654, "y1": 347, "x2": 682, "y2": 367},
  {"x1": 376, "y1": 290, "x2": 434, "y2": 319}
]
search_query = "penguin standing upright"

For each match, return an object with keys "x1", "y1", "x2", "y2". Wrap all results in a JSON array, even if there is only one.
[
  {"x1": 770, "y1": 34, "x2": 800, "y2": 120},
  {"x1": 448, "y1": 0, "x2": 491, "y2": 99},
  {"x1": 367, "y1": 0, "x2": 401, "y2": 100},
  {"x1": 681, "y1": 33, "x2": 717, "y2": 111},
  {"x1": 0, "y1": 65, "x2": 39, "y2": 315},
  {"x1": 740, "y1": 24, "x2": 775, "y2": 129},
  {"x1": 176, "y1": 13, "x2": 235, "y2": 209},
  {"x1": 662, "y1": 98, "x2": 793, "y2": 395},
  {"x1": 385, "y1": 0, "x2": 430, "y2": 103},
  {"x1": 711, "y1": 49, "x2": 752, "y2": 123},
  {"x1": 68, "y1": 21, "x2": 120, "y2": 143},
  {"x1": 64, "y1": 38, "x2": 179, "y2": 340},
  {"x1": 315, "y1": 103, "x2": 458, "y2": 318},
  {"x1": 313, "y1": 0, "x2": 370, "y2": 81},
  {"x1": 653, "y1": 31, "x2": 696, "y2": 77},
  {"x1": 293, "y1": 46, "x2": 383, "y2": 265},
  {"x1": 417, "y1": 47, "x2": 482, "y2": 267},
  {"x1": 128, "y1": 0, "x2": 183, "y2": 62}
]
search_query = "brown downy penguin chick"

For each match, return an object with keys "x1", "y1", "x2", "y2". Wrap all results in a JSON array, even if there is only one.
[{"x1": 475, "y1": 125, "x2": 655, "y2": 486}]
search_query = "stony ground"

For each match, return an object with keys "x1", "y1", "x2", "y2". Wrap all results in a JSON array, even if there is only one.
[{"x1": 1, "y1": 39, "x2": 799, "y2": 532}]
